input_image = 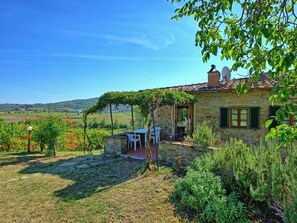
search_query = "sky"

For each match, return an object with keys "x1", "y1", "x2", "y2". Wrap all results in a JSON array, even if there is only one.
[{"x1": 0, "y1": 0, "x2": 242, "y2": 104}]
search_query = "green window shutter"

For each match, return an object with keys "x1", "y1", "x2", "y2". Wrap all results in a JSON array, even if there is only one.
[
  {"x1": 249, "y1": 107, "x2": 260, "y2": 129},
  {"x1": 220, "y1": 107, "x2": 229, "y2": 128},
  {"x1": 269, "y1": 106, "x2": 281, "y2": 129}
]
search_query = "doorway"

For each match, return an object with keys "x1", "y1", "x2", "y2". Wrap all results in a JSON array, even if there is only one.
[{"x1": 175, "y1": 105, "x2": 193, "y2": 141}]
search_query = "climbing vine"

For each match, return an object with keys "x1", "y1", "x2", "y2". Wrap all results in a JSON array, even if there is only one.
[{"x1": 83, "y1": 89, "x2": 196, "y2": 170}]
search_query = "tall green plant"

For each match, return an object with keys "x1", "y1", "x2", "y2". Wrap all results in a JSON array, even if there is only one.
[
  {"x1": 37, "y1": 116, "x2": 66, "y2": 156},
  {"x1": 174, "y1": 169, "x2": 248, "y2": 222},
  {"x1": 188, "y1": 122, "x2": 220, "y2": 147}
]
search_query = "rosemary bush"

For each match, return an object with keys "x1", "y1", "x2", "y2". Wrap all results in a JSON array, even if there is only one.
[
  {"x1": 174, "y1": 168, "x2": 248, "y2": 222},
  {"x1": 188, "y1": 122, "x2": 220, "y2": 147},
  {"x1": 187, "y1": 138, "x2": 297, "y2": 222}
]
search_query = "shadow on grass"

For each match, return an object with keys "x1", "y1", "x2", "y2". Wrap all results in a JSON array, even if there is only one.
[
  {"x1": 169, "y1": 195, "x2": 198, "y2": 222},
  {"x1": 19, "y1": 154, "x2": 144, "y2": 201},
  {"x1": 0, "y1": 151, "x2": 45, "y2": 168}
]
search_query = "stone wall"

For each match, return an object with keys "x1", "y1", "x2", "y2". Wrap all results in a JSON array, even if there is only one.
[
  {"x1": 159, "y1": 140, "x2": 215, "y2": 166},
  {"x1": 154, "y1": 105, "x2": 175, "y2": 140},
  {"x1": 194, "y1": 90, "x2": 273, "y2": 144},
  {"x1": 104, "y1": 134, "x2": 128, "y2": 155},
  {"x1": 155, "y1": 90, "x2": 277, "y2": 144}
]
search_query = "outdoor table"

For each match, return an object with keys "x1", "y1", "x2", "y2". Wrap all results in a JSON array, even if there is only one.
[{"x1": 133, "y1": 127, "x2": 161, "y2": 147}]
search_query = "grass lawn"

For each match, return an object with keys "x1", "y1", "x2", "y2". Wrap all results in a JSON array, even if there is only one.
[{"x1": 0, "y1": 151, "x2": 189, "y2": 223}]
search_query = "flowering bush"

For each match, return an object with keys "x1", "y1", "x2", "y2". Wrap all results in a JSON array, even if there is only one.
[
  {"x1": 0, "y1": 116, "x2": 106, "y2": 153},
  {"x1": 0, "y1": 120, "x2": 27, "y2": 152}
]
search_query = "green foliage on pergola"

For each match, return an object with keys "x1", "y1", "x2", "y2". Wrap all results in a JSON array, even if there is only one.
[{"x1": 83, "y1": 89, "x2": 196, "y2": 120}]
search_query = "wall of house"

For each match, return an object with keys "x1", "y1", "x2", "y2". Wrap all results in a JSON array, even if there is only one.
[
  {"x1": 194, "y1": 90, "x2": 272, "y2": 144},
  {"x1": 155, "y1": 90, "x2": 274, "y2": 144}
]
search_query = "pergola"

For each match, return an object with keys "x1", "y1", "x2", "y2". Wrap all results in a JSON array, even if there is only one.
[{"x1": 83, "y1": 89, "x2": 196, "y2": 170}]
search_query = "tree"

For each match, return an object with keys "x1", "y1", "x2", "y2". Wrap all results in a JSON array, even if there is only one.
[
  {"x1": 171, "y1": 0, "x2": 297, "y2": 145},
  {"x1": 133, "y1": 106, "x2": 148, "y2": 130},
  {"x1": 38, "y1": 116, "x2": 65, "y2": 157}
]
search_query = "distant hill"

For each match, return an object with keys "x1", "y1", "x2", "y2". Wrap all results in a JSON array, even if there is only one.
[{"x1": 0, "y1": 98, "x2": 131, "y2": 113}]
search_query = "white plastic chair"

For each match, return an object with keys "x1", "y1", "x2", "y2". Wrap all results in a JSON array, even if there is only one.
[
  {"x1": 150, "y1": 128, "x2": 161, "y2": 144},
  {"x1": 127, "y1": 133, "x2": 142, "y2": 150}
]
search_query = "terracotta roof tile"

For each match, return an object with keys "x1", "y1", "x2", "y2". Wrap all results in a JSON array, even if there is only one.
[{"x1": 161, "y1": 75, "x2": 275, "y2": 93}]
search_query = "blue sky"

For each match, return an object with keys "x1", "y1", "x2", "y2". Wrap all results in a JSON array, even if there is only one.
[{"x1": 0, "y1": 0, "x2": 241, "y2": 104}]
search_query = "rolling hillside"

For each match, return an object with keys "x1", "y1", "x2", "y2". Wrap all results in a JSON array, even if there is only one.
[{"x1": 0, "y1": 98, "x2": 131, "y2": 113}]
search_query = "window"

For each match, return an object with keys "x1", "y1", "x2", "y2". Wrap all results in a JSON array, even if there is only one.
[
  {"x1": 220, "y1": 107, "x2": 260, "y2": 129},
  {"x1": 220, "y1": 107, "x2": 229, "y2": 128},
  {"x1": 231, "y1": 108, "x2": 248, "y2": 128},
  {"x1": 249, "y1": 107, "x2": 260, "y2": 129}
]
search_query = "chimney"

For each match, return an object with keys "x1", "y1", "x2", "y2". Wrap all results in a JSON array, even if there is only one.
[{"x1": 208, "y1": 64, "x2": 220, "y2": 88}]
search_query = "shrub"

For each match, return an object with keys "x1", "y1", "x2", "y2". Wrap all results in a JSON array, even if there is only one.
[
  {"x1": 89, "y1": 121, "x2": 99, "y2": 129},
  {"x1": 285, "y1": 189, "x2": 297, "y2": 223},
  {"x1": 192, "y1": 138, "x2": 297, "y2": 221},
  {"x1": 0, "y1": 120, "x2": 27, "y2": 152},
  {"x1": 37, "y1": 116, "x2": 66, "y2": 156},
  {"x1": 174, "y1": 168, "x2": 248, "y2": 222},
  {"x1": 59, "y1": 128, "x2": 84, "y2": 151},
  {"x1": 99, "y1": 119, "x2": 107, "y2": 128},
  {"x1": 87, "y1": 129, "x2": 108, "y2": 150},
  {"x1": 188, "y1": 122, "x2": 220, "y2": 147}
]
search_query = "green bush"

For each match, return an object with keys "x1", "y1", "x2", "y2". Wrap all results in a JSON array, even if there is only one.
[
  {"x1": 0, "y1": 120, "x2": 24, "y2": 152},
  {"x1": 285, "y1": 189, "x2": 297, "y2": 223},
  {"x1": 191, "y1": 138, "x2": 297, "y2": 221},
  {"x1": 188, "y1": 122, "x2": 220, "y2": 147},
  {"x1": 37, "y1": 116, "x2": 66, "y2": 156},
  {"x1": 0, "y1": 116, "x2": 107, "y2": 153},
  {"x1": 174, "y1": 169, "x2": 248, "y2": 222},
  {"x1": 87, "y1": 129, "x2": 108, "y2": 150}
]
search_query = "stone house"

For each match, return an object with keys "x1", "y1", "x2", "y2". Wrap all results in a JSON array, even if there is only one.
[{"x1": 154, "y1": 66, "x2": 283, "y2": 144}]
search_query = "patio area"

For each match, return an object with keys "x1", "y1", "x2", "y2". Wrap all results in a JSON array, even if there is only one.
[
  {"x1": 104, "y1": 127, "x2": 162, "y2": 161},
  {"x1": 124, "y1": 143, "x2": 157, "y2": 161}
]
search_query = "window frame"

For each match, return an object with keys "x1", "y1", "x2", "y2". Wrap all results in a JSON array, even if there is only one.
[
  {"x1": 230, "y1": 108, "x2": 248, "y2": 128},
  {"x1": 219, "y1": 106, "x2": 261, "y2": 130}
]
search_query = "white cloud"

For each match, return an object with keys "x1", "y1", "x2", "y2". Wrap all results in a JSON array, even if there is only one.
[
  {"x1": 52, "y1": 54, "x2": 198, "y2": 61},
  {"x1": 104, "y1": 34, "x2": 175, "y2": 50},
  {"x1": 51, "y1": 54, "x2": 142, "y2": 61}
]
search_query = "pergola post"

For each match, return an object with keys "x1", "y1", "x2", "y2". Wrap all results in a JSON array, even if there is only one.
[
  {"x1": 131, "y1": 105, "x2": 135, "y2": 131},
  {"x1": 109, "y1": 104, "x2": 114, "y2": 135},
  {"x1": 151, "y1": 102, "x2": 159, "y2": 166}
]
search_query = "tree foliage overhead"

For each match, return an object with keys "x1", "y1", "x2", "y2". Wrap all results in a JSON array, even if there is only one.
[
  {"x1": 171, "y1": 0, "x2": 296, "y2": 76},
  {"x1": 171, "y1": 0, "x2": 297, "y2": 144}
]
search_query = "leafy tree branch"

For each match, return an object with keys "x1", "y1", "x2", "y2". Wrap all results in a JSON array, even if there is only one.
[{"x1": 171, "y1": 0, "x2": 297, "y2": 145}]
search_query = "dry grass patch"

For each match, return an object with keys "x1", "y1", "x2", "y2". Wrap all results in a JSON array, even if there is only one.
[{"x1": 0, "y1": 152, "x2": 190, "y2": 223}]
